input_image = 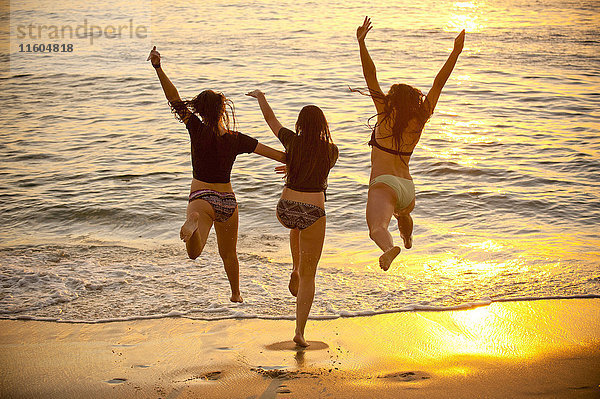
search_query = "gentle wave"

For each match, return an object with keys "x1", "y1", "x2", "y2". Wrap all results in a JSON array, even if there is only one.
[
  {"x1": 4, "y1": 295, "x2": 599, "y2": 324},
  {"x1": 1, "y1": 242, "x2": 598, "y2": 323}
]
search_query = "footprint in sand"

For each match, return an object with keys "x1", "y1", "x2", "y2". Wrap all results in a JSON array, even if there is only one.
[
  {"x1": 201, "y1": 371, "x2": 222, "y2": 381},
  {"x1": 379, "y1": 371, "x2": 431, "y2": 382},
  {"x1": 276, "y1": 385, "x2": 292, "y2": 394},
  {"x1": 251, "y1": 366, "x2": 289, "y2": 379},
  {"x1": 106, "y1": 378, "x2": 127, "y2": 384},
  {"x1": 257, "y1": 376, "x2": 295, "y2": 398},
  {"x1": 173, "y1": 370, "x2": 223, "y2": 384}
]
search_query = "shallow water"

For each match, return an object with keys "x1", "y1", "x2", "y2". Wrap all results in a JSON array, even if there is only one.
[{"x1": 1, "y1": 0, "x2": 599, "y2": 321}]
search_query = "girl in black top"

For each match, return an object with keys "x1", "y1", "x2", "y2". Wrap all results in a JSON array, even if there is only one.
[
  {"x1": 148, "y1": 47, "x2": 285, "y2": 303},
  {"x1": 247, "y1": 89, "x2": 338, "y2": 347}
]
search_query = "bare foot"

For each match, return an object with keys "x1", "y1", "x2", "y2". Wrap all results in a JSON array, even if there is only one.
[
  {"x1": 230, "y1": 293, "x2": 243, "y2": 303},
  {"x1": 293, "y1": 333, "x2": 309, "y2": 347},
  {"x1": 401, "y1": 234, "x2": 413, "y2": 249},
  {"x1": 379, "y1": 246, "x2": 401, "y2": 271},
  {"x1": 180, "y1": 212, "x2": 199, "y2": 242},
  {"x1": 288, "y1": 271, "x2": 299, "y2": 297}
]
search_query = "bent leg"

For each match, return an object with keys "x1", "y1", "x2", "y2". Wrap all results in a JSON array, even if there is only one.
[
  {"x1": 394, "y1": 198, "x2": 415, "y2": 249},
  {"x1": 182, "y1": 199, "x2": 214, "y2": 260},
  {"x1": 294, "y1": 216, "x2": 326, "y2": 347},
  {"x1": 214, "y1": 208, "x2": 242, "y2": 303},
  {"x1": 366, "y1": 185, "x2": 396, "y2": 251},
  {"x1": 366, "y1": 185, "x2": 401, "y2": 271},
  {"x1": 289, "y1": 228, "x2": 300, "y2": 297}
]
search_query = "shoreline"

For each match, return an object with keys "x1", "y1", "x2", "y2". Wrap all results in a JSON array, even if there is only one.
[
  {"x1": 3, "y1": 294, "x2": 600, "y2": 324},
  {"x1": 1, "y1": 298, "x2": 599, "y2": 398}
]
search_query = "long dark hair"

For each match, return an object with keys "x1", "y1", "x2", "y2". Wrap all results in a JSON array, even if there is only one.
[
  {"x1": 170, "y1": 89, "x2": 237, "y2": 135},
  {"x1": 287, "y1": 105, "x2": 333, "y2": 188},
  {"x1": 353, "y1": 83, "x2": 431, "y2": 151}
]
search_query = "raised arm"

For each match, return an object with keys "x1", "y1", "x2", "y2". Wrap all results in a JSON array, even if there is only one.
[
  {"x1": 425, "y1": 30, "x2": 465, "y2": 114},
  {"x1": 254, "y1": 143, "x2": 286, "y2": 164},
  {"x1": 147, "y1": 46, "x2": 190, "y2": 124},
  {"x1": 356, "y1": 16, "x2": 385, "y2": 114},
  {"x1": 246, "y1": 90, "x2": 283, "y2": 137}
]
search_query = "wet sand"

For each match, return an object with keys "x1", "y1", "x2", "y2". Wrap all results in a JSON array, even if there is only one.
[{"x1": 1, "y1": 298, "x2": 599, "y2": 398}]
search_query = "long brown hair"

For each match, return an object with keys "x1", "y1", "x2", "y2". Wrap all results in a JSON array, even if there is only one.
[
  {"x1": 171, "y1": 89, "x2": 237, "y2": 136},
  {"x1": 287, "y1": 105, "x2": 333, "y2": 188},
  {"x1": 380, "y1": 84, "x2": 430, "y2": 150},
  {"x1": 354, "y1": 83, "x2": 431, "y2": 151}
]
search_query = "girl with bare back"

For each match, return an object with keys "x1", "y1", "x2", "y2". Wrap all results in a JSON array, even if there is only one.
[{"x1": 356, "y1": 17, "x2": 465, "y2": 271}]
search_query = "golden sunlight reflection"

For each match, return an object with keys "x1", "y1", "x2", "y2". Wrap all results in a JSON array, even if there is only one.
[
  {"x1": 419, "y1": 144, "x2": 477, "y2": 167},
  {"x1": 419, "y1": 302, "x2": 552, "y2": 376},
  {"x1": 440, "y1": 306, "x2": 516, "y2": 359},
  {"x1": 448, "y1": 15, "x2": 480, "y2": 33},
  {"x1": 446, "y1": 1, "x2": 484, "y2": 33},
  {"x1": 424, "y1": 257, "x2": 508, "y2": 277},
  {"x1": 345, "y1": 301, "x2": 567, "y2": 379},
  {"x1": 454, "y1": 1, "x2": 476, "y2": 8},
  {"x1": 434, "y1": 118, "x2": 496, "y2": 144},
  {"x1": 461, "y1": 240, "x2": 504, "y2": 252}
]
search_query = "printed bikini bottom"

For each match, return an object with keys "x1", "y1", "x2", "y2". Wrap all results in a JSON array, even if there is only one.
[
  {"x1": 189, "y1": 189, "x2": 237, "y2": 222},
  {"x1": 276, "y1": 198, "x2": 325, "y2": 230}
]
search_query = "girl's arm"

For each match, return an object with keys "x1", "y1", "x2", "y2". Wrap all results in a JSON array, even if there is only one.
[
  {"x1": 424, "y1": 30, "x2": 465, "y2": 114},
  {"x1": 246, "y1": 90, "x2": 283, "y2": 137},
  {"x1": 356, "y1": 16, "x2": 385, "y2": 114},
  {"x1": 147, "y1": 46, "x2": 191, "y2": 124},
  {"x1": 245, "y1": 90, "x2": 286, "y2": 163},
  {"x1": 254, "y1": 143, "x2": 286, "y2": 164}
]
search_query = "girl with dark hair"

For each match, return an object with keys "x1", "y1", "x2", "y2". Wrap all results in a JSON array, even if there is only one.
[
  {"x1": 356, "y1": 17, "x2": 465, "y2": 271},
  {"x1": 246, "y1": 90, "x2": 338, "y2": 347},
  {"x1": 147, "y1": 47, "x2": 286, "y2": 303}
]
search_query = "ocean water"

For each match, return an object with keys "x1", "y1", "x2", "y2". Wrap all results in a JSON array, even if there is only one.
[{"x1": 1, "y1": 0, "x2": 599, "y2": 322}]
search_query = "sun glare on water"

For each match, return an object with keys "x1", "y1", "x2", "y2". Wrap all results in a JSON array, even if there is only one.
[{"x1": 446, "y1": 1, "x2": 484, "y2": 32}]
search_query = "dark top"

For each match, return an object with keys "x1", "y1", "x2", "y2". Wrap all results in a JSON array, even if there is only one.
[
  {"x1": 278, "y1": 127, "x2": 338, "y2": 192},
  {"x1": 368, "y1": 128, "x2": 413, "y2": 156},
  {"x1": 185, "y1": 114, "x2": 258, "y2": 183}
]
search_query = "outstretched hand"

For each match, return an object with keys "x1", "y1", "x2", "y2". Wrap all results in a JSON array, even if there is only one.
[
  {"x1": 246, "y1": 89, "x2": 264, "y2": 98},
  {"x1": 453, "y1": 30, "x2": 466, "y2": 54},
  {"x1": 356, "y1": 16, "x2": 372, "y2": 42},
  {"x1": 147, "y1": 46, "x2": 161, "y2": 66}
]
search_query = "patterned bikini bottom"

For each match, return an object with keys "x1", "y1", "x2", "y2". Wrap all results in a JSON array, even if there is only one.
[
  {"x1": 189, "y1": 189, "x2": 237, "y2": 222},
  {"x1": 276, "y1": 198, "x2": 325, "y2": 230}
]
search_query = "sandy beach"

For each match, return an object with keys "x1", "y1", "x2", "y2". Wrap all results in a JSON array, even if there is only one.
[{"x1": 1, "y1": 298, "x2": 599, "y2": 398}]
